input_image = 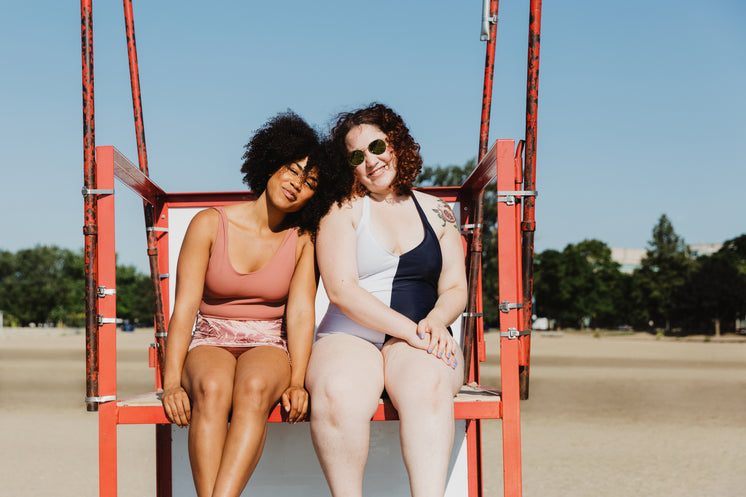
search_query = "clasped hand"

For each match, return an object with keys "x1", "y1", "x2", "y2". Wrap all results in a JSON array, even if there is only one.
[
  {"x1": 162, "y1": 385, "x2": 191, "y2": 427},
  {"x1": 408, "y1": 317, "x2": 458, "y2": 369},
  {"x1": 281, "y1": 385, "x2": 309, "y2": 424}
]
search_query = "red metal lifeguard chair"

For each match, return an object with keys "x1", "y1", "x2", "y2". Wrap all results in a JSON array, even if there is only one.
[{"x1": 81, "y1": 1, "x2": 542, "y2": 495}]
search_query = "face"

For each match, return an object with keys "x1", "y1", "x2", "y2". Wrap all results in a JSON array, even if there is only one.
[
  {"x1": 345, "y1": 124, "x2": 397, "y2": 194},
  {"x1": 266, "y1": 156, "x2": 318, "y2": 212}
]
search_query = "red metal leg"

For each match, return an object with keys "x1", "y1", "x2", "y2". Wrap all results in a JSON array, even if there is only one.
[
  {"x1": 156, "y1": 424, "x2": 172, "y2": 497},
  {"x1": 99, "y1": 402, "x2": 118, "y2": 497},
  {"x1": 466, "y1": 419, "x2": 484, "y2": 497},
  {"x1": 496, "y1": 139, "x2": 523, "y2": 497}
]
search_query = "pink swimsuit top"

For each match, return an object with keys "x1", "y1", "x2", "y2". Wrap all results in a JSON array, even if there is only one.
[{"x1": 199, "y1": 206, "x2": 298, "y2": 321}]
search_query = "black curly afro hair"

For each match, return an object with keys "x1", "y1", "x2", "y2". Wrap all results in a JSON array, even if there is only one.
[
  {"x1": 330, "y1": 102, "x2": 423, "y2": 199},
  {"x1": 281, "y1": 139, "x2": 352, "y2": 236},
  {"x1": 240, "y1": 111, "x2": 351, "y2": 236},
  {"x1": 241, "y1": 111, "x2": 319, "y2": 195}
]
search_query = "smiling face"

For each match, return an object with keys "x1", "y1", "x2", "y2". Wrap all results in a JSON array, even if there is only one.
[
  {"x1": 345, "y1": 124, "x2": 398, "y2": 196},
  {"x1": 266, "y1": 156, "x2": 319, "y2": 212}
]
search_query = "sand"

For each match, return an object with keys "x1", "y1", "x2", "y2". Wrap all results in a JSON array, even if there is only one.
[{"x1": 1, "y1": 327, "x2": 744, "y2": 496}]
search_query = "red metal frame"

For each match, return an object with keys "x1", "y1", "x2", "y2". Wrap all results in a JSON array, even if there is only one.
[
  {"x1": 122, "y1": 0, "x2": 169, "y2": 388},
  {"x1": 520, "y1": 0, "x2": 543, "y2": 400},
  {"x1": 91, "y1": 142, "x2": 525, "y2": 496},
  {"x1": 81, "y1": 0, "x2": 99, "y2": 413},
  {"x1": 83, "y1": 2, "x2": 542, "y2": 496}
]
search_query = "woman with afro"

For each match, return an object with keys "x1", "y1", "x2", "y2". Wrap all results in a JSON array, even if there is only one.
[{"x1": 161, "y1": 110, "x2": 347, "y2": 497}]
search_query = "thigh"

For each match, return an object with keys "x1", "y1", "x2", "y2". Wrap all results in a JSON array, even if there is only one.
[
  {"x1": 233, "y1": 346, "x2": 292, "y2": 399},
  {"x1": 382, "y1": 338, "x2": 464, "y2": 402},
  {"x1": 306, "y1": 334, "x2": 385, "y2": 413},
  {"x1": 182, "y1": 345, "x2": 238, "y2": 399}
]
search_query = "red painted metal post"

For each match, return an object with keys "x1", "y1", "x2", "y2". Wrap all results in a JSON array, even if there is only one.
[
  {"x1": 95, "y1": 146, "x2": 119, "y2": 496},
  {"x1": 463, "y1": 6, "x2": 498, "y2": 494},
  {"x1": 96, "y1": 147, "x2": 118, "y2": 403},
  {"x1": 479, "y1": 0, "x2": 500, "y2": 160},
  {"x1": 496, "y1": 139, "x2": 523, "y2": 497},
  {"x1": 463, "y1": 0, "x2": 499, "y2": 385},
  {"x1": 520, "y1": 0, "x2": 542, "y2": 400},
  {"x1": 99, "y1": 402, "x2": 118, "y2": 496},
  {"x1": 122, "y1": 0, "x2": 169, "y2": 382},
  {"x1": 81, "y1": 0, "x2": 100, "y2": 413}
]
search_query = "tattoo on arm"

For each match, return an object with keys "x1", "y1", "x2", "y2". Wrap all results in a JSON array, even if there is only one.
[{"x1": 433, "y1": 200, "x2": 458, "y2": 229}]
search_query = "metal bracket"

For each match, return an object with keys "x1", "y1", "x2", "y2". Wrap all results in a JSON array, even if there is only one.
[
  {"x1": 146, "y1": 226, "x2": 169, "y2": 233},
  {"x1": 97, "y1": 286, "x2": 116, "y2": 298},
  {"x1": 462, "y1": 312, "x2": 484, "y2": 318},
  {"x1": 480, "y1": 0, "x2": 498, "y2": 41},
  {"x1": 500, "y1": 328, "x2": 531, "y2": 339},
  {"x1": 85, "y1": 395, "x2": 117, "y2": 404},
  {"x1": 81, "y1": 187, "x2": 114, "y2": 196},
  {"x1": 497, "y1": 190, "x2": 538, "y2": 206},
  {"x1": 499, "y1": 301, "x2": 524, "y2": 313},
  {"x1": 460, "y1": 223, "x2": 483, "y2": 234},
  {"x1": 159, "y1": 273, "x2": 169, "y2": 280},
  {"x1": 154, "y1": 332, "x2": 168, "y2": 338},
  {"x1": 98, "y1": 315, "x2": 117, "y2": 326}
]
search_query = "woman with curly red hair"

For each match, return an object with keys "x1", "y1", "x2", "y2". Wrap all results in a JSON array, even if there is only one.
[{"x1": 307, "y1": 103, "x2": 467, "y2": 496}]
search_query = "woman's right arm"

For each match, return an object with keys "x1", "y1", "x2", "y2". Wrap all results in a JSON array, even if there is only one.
[
  {"x1": 316, "y1": 202, "x2": 427, "y2": 350},
  {"x1": 161, "y1": 209, "x2": 216, "y2": 427}
]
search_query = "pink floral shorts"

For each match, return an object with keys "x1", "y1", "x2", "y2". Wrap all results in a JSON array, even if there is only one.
[{"x1": 188, "y1": 314, "x2": 288, "y2": 356}]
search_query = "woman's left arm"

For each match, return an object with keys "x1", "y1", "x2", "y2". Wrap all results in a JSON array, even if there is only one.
[
  {"x1": 418, "y1": 196, "x2": 468, "y2": 363},
  {"x1": 282, "y1": 233, "x2": 317, "y2": 423}
]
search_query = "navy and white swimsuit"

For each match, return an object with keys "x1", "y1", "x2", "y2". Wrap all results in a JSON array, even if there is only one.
[{"x1": 316, "y1": 193, "x2": 446, "y2": 349}]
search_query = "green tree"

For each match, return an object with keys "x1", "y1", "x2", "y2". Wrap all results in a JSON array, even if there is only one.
[
  {"x1": 416, "y1": 159, "x2": 477, "y2": 188},
  {"x1": 713, "y1": 234, "x2": 746, "y2": 276},
  {"x1": 632, "y1": 214, "x2": 692, "y2": 332},
  {"x1": 533, "y1": 248, "x2": 564, "y2": 323},
  {"x1": 0, "y1": 246, "x2": 83, "y2": 326},
  {"x1": 534, "y1": 239, "x2": 626, "y2": 329},
  {"x1": 116, "y1": 264, "x2": 155, "y2": 326},
  {"x1": 674, "y1": 254, "x2": 746, "y2": 333}
]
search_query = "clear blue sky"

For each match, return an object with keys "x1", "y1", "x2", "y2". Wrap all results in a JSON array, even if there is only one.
[{"x1": 1, "y1": 0, "x2": 744, "y2": 273}]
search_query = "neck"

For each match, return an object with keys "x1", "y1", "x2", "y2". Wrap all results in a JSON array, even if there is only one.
[
  {"x1": 368, "y1": 189, "x2": 406, "y2": 204},
  {"x1": 253, "y1": 192, "x2": 287, "y2": 232}
]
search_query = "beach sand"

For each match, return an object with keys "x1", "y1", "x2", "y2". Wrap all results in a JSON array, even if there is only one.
[{"x1": 1, "y1": 327, "x2": 744, "y2": 496}]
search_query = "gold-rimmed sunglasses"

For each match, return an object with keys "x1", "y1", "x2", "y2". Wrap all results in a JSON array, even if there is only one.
[{"x1": 348, "y1": 139, "x2": 387, "y2": 167}]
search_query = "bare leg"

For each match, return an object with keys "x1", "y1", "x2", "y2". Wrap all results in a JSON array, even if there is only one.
[
  {"x1": 181, "y1": 346, "x2": 237, "y2": 497},
  {"x1": 306, "y1": 334, "x2": 384, "y2": 497},
  {"x1": 211, "y1": 346, "x2": 291, "y2": 497},
  {"x1": 382, "y1": 338, "x2": 464, "y2": 497}
]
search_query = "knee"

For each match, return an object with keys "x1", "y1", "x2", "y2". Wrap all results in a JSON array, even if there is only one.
[
  {"x1": 190, "y1": 376, "x2": 232, "y2": 413},
  {"x1": 389, "y1": 374, "x2": 453, "y2": 414},
  {"x1": 232, "y1": 375, "x2": 280, "y2": 413},
  {"x1": 308, "y1": 375, "x2": 379, "y2": 423}
]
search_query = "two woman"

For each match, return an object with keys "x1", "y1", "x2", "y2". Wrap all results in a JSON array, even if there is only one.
[
  {"x1": 162, "y1": 103, "x2": 466, "y2": 497},
  {"x1": 161, "y1": 111, "x2": 346, "y2": 497},
  {"x1": 308, "y1": 103, "x2": 467, "y2": 497}
]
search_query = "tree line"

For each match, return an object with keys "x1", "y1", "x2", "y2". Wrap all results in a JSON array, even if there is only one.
[{"x1": 0, "y1": 246, "x2": 153, "y2": 328}]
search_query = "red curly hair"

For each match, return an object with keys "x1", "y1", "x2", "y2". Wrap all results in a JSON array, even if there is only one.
[{"x1": 330, "y1": 103, "x2": 423, "y2": 198}]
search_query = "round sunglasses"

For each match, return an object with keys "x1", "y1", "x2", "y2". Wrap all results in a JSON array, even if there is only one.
[{"x1": 348, "y1": 138, "x2": 387, "y2": 167}]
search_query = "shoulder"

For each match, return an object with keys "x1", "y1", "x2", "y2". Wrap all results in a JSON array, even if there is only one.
[
  {"x1": 178, "y1": 208, "x2": 219, "y2": 258},
  {"x1": 411, "y1": 190, "x2": 442, "y2": 210},
  {"x1": 321, "y1": 196, "x2": 364, "y2": 227},
  {"x1": 413, "y1": 191, "x2": 458, "y2": 236},
  {"x1": 187, "y1": 207, "x2": 220, "y2": 236}
]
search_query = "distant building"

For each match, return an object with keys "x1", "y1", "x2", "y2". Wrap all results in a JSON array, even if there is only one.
[
  {"x1": 610, "y1": 248, "x2": 646, "y2": 274},
  {"x1": 610, "y1": 243, "x2": 722, "y2": 274},
  {"x1": 688, "y1": 243, "x2": 722, "y2": 258}
]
